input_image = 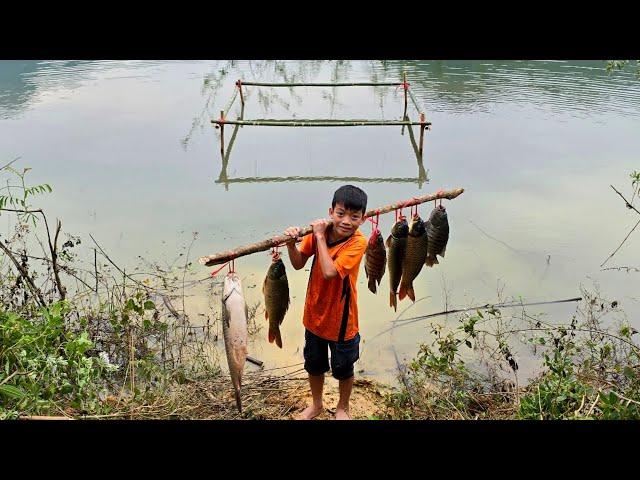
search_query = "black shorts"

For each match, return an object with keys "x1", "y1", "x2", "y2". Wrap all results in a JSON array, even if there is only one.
[{"x1": 303, "y1": 329, "x2": 361, "y2": 380}]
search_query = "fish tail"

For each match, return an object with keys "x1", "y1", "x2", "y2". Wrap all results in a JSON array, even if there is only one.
[
  {"x1": 269, "y1": 327, "x2": 283, "y2": 349},
  {"x1": 407, "y1": 285, "x2": 415, "y2": 302},
  {"x1": 390, "y1": 291, "x2": 397, "y2": 311},
  {"x1": 234, "y1": 386, "x2": 242, "y2": 412},
  {"x1": 398, "y1": 283, "x2": 407, "y2": 301},
  {"x1": 368, "y1": 277, "x2": 377, "y2": 294}
]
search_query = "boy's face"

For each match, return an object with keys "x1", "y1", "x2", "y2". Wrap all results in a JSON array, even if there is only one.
[{"x1": 328, "y1": 202, "x2": 366, "y2": 238}]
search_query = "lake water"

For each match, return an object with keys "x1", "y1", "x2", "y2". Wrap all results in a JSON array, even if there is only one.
[{"x1": 1, "y1": 60, "x2": 639, "y2": 386}]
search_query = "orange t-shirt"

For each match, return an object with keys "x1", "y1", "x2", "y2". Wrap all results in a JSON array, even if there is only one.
[{"x1": 298, "y1": 227, "x2": 368, "y2": 342}]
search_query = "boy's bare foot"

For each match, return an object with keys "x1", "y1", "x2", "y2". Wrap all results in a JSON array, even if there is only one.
[
  {"x1": 295, "y1": 405, "x2": 323, "y2": 420},
  {"x1": 334, "y1": 408, "x2": 351, "y2": 420}
]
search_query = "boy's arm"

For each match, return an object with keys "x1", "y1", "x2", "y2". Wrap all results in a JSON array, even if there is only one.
[
  {"x1": 309, "y1": 219, "x2": 340, "y2": 280},
  {"x1": 285, "y1": 241, "x2": 309, "y2": 270},
  {"x1": 284, "y1": 226, "x2": 310, "y2": 270},
  {"x1": 314, "y1": 233, "x2": 338, "y2": 280}
]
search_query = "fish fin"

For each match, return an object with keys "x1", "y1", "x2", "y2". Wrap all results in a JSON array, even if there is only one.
[
  {"x1": 265, "y1": 310, "x2": 269, "y2": 321},
  {"x1": 398, "y1": 284, "x2": 407, "y2": 301},
  {"x1": 234, "y1": 387, "x2": 242, "y2": 413},
  {"x1": 439, "y1": 246, "x2": 446, "y2": 258},
  {"x1": 269, "y1": 327, "x2": 283, "y2": 348},
  {"x1": 364, "y1": 263, "x2": 369, "y2": 278},
  {"x1": 407, "y1": 286, "x2": 415, "y2": 302},
  {"x1": 425, "y1": 256, "x2": 439, "y2": 267},
  {"x1": 390, "y1": 291, "x2": 397, "y2": 312},
  {"x1": 385, "y1": 235, "x2": 391, "y2": 248},
  {"x1": 368, "y1": 277, "x2": 376, "y2": 294}
]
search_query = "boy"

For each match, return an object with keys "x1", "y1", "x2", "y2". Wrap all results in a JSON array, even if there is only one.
[{"x1": 284, "y1": 185, "x2": 368, "y2": 420}]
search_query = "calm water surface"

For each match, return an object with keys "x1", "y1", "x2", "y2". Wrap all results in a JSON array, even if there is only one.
[{"x1": 1, "y1": 60, "x2": 639, "y2": 385}]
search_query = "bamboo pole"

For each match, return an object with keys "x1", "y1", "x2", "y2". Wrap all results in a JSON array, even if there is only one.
[
  {"x1": 408, "y1": 88, "x2": 422, "y2": 116},
  {"x1": 219, "y1": 110, "x2": 225, "y2": 157},
  {"x1": 240, "y1": 81, "x2": 403, "y2": 87},
  {"x1": 402, "y1": 72, "x2": 408, "y2": 134},
  {"x1": 215, "y1": 175, "x2": 424, "y2": 184},
  {"x1": 211, "y1": 119, "x2": 431, "y2": 127},
  {"x1": 222, "y1": 88, "x2": 238, "y2": 118},
  {"x1": 419, "y1": 113, "x2": 426, "y2": 157},
  {"x1": 404, "y1": 121, "x2": 428, "y2": 188},
  {"x1": 236, "y1": 80, "x2": 245, "y2": 107},
  {"x1": 198, "y1": 188, "x2": 464, "y2": 266}
]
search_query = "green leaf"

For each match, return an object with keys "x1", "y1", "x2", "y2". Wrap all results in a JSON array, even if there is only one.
[
  {"x1": 143, "y1": 300, "x2": 155, "y2": 310},
  {"x1": 0, "y1": 384, "x2": 26, "y2": 399},
  {"x1": 623, "y1": 366, "x2": 636, "y2": 380}
]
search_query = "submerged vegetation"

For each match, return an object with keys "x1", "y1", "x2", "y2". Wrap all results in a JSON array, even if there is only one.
[{"x1": 383, "y1": 287, "x2": 640, "y2": 419}]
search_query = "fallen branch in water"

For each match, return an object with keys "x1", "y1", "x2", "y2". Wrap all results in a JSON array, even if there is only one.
[
  {"x1": 601, "y1": 185, "x2": 640, "y2": 267},
  {"x1": 0, "y1": 235, "x2": 46, "y2": 307},
  {"x1": 19, "y1": 415, "x2": 74, "y2": 420},
  {"x1": 368, "y1": 296, "x2": 583, "y2": 342},
  {"x1": 199, "y1": 188, "x2": 465, "y2": 266}
]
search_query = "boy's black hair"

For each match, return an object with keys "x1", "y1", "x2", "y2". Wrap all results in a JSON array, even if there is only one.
[{"x1": 332, "y1": 185, "x2": 367, "y2": 215}]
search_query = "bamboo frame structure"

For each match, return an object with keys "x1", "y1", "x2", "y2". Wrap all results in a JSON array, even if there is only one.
[
  {"x1": 215, "y1": 110, "x2": 428, "y2": 190},
  {"x1": 198, "y1": 188, "x2": 464, "y2": 267},
  {"x1": 212, "y1": 73, "x2": 431, "y2": 158}
]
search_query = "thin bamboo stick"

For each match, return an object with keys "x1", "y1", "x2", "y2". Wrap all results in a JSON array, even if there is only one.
[
  {"x1": 419, "y1": 113, "x2": 426, "y2": 157},
  {"x1": 222, "y1": 88, "x2": 238, "y2": 118},
  {"x1": 402, "y1": 72, "x2": 408, "y2": 126},
  {"x1": 219, "y1": 110, "x2": 225, "y2": 156},
  {"x1": 240, "y1": 82, "x2": 403, "y2": 87},
  {"x1": 198, "y1": 188, "x2": 464, "y2": 266},
  {"x1": 236, "y1": 80, "x2": 245, "y2": 107},
  {"x1": 408, "y1": 88, "x2": 422, "y2": 115},
  {"x1": 215, "y1": 175, "x2": 424, "y2": 184},
  {"x1": 211, "y1": 119, "x2": 431, "y2": 127}
]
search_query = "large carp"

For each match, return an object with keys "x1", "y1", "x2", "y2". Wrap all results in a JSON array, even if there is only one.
[
  {"x1": 365, "y1": 229, "x2": 387, "y2": 294},
  {"x1": 386, "y1": 216, "x2": 409, "y2": 311},
  {"x1": 425, "y1": 205, "x2": 450, "y2": 267},
  {"x1": 399, "y1": 214, "x2": 428, "y2": 302},
  {"x1": 263, "y1": 254, "x2": 290, "y2": 349}
]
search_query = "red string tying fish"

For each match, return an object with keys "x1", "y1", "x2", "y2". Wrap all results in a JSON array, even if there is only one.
[{"x1": 367, "y1": 210, "x2": 381, "y2": 235}]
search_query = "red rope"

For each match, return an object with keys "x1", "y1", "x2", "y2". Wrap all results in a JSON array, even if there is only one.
[
  {"x1": 395, "y1": 81, "x2": 410, "y2": 92},
  {"x1": 210, "y1": 262, "x2": 229, "y2": 277},
  {"x1": 367, "y1": 210, "x2": 381, "y2": 234}
]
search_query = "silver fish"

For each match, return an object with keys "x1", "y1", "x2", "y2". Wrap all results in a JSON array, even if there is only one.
[{"x1": 221, "y1": 271, "x2": 248, "y2": 412}]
